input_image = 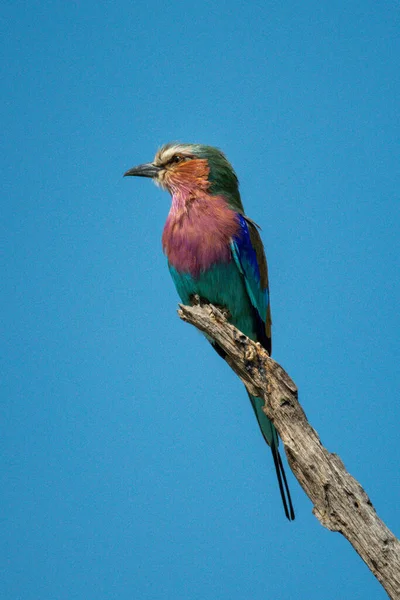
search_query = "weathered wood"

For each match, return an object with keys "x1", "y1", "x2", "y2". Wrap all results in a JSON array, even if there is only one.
[{"x1": 178, "y1": 302, "x2": 400, "y2": 600}]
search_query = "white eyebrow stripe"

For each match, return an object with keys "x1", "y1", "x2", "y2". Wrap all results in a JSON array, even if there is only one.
[{"x1": 154, "y1": 143, "x2": 193, "y2": 165}]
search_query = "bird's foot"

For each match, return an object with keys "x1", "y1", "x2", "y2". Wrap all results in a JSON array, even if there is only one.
[
  {"x1": 190, "y1": 295, "x2": 230, "y2": 320},
  {"x1": 207, "y1": 303, "x2": 230, "y2": 322},
  {"x1": 190, "y1": 294, "x2": 207, "y2": 307}
]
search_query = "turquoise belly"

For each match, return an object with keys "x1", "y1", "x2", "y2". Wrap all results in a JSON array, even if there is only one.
[{"x1": 169, "y1": 261, "x2": 257, "y2": 341}]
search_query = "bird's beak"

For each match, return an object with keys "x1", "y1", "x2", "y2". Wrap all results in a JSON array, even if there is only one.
[{"x1": 123, "y1": 163, "x2": 161, "y2": 178}]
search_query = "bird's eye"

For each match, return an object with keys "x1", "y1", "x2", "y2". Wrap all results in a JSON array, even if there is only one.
[{"x1": 165, "y1": 154, "x2": 191, "y2": 167}]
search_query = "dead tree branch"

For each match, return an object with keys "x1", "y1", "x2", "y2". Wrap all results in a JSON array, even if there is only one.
[{"x1": 178, "y1": 302, "x2": 400, "y2": 600}]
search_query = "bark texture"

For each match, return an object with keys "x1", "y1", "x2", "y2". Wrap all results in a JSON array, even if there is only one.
[{"x1": 178, "y1": 302, "x2": 400, "y2": 600}]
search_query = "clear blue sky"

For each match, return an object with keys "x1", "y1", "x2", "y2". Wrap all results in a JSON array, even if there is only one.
[{"x1": 2, "y1": 1, "x2": 399, "y2": 598}]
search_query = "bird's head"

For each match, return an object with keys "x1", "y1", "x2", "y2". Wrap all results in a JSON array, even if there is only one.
[{"x1": 124, "y1": 142, "x2": 242, "y2": 210}]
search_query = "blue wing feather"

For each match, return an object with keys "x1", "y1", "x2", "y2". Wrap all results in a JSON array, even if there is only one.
[{"x1": 231, "y1": 214, "x2": 270, "y2": 351}]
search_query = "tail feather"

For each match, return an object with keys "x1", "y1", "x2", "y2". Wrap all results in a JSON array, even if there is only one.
[
  {"x1": 271, "y1": 441, "x2": 295, "y2": 521},
  {"x1": 248, "y1": 391, "x2": 295, "y2": 520},
  {"x1": 210, "y1": 349, "x2": 295, "y2": 521}
]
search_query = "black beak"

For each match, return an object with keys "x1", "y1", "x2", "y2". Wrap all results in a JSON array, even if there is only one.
[{"x1": 123, "y1": 163, "x2": 161, "y2": 178}]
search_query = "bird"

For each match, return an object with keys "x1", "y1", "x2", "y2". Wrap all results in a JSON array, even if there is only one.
[{"x1": 124, "y1": 142, "x2": 295, "y2": 520}]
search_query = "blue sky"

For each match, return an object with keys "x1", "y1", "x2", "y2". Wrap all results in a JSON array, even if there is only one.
[{"x1": 2, "y1": 1, "x2": 399, "y2": 598}]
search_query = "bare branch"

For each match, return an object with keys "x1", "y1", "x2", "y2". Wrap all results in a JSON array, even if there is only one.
[{"x1": 178, "y1": 302, "x2": 400, "y2": 600}]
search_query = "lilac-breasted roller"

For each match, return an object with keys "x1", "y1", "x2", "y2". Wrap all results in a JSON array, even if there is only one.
[{"x1": 124, "y1": 143, "x2": 295, "y2": 520}]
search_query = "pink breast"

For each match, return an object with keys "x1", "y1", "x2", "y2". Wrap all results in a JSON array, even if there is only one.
[{"x1": 162, "y1": 195, "x2": 240, "y2": 278}]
